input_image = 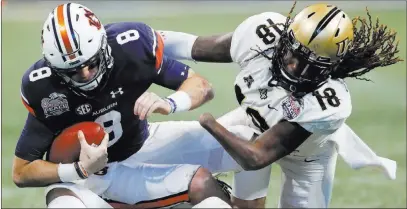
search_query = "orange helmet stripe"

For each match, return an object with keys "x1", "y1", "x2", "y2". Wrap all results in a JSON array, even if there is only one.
[{"x1": 56, "y1": 4, "x2": 76, "y2": 60}]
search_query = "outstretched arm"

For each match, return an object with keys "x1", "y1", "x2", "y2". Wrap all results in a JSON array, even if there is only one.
[
  {"x1": 159, "y1": 30, "x2": 233, "y2": 63},
  {"x1": 191, "y1": 33, "x2": 233, "y2": 63},
  {"x1": 199, "y1": 113, "x2": 312, "y2": 170}
]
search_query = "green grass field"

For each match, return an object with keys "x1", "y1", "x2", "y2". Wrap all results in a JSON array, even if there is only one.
[{"x1": 2, "y1": 8, "x2": 406, "y2": 208}]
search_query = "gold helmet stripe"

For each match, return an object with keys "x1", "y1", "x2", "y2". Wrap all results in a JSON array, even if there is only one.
[{"x1": 308, "y1": 7, "x2": 342, "y2": 44}]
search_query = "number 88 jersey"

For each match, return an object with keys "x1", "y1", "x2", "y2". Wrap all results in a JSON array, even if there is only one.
[{"x1": 230, "y1": 12, "x2": 352, "y2": 156}]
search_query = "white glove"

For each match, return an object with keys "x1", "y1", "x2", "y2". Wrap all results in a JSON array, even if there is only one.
[{"x1": 77, "y1": 130, "x2": 109, "y2": 178}]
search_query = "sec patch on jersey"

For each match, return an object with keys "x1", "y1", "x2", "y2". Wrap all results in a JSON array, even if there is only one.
[{"x1": 48, "y1": 122, "x2": 105, "y2": 163}]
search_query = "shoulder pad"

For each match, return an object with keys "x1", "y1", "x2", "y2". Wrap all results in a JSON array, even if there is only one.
[
  {"x1": 284, "y1": 79, "x2": 352, "y2": 134},
  {"x1": 106, "y1": 22, "x2": 164, "y2": 71},
  {"x1": 230, "y1": 12, "x2": 286, "y2": 66}
]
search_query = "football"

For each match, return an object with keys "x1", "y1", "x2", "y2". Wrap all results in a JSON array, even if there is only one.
[{"x1": 48, "y1": 122, "x2": 105, "y2": 164}]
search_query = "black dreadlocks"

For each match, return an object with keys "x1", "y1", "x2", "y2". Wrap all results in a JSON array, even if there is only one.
[{"x1": 331, "y1": 7, "x2": 403, "y2": 81}]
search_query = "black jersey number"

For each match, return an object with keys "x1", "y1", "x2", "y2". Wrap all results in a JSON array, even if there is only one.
[
  {"x1": 312, "y1": 88, "x2": 341, "y2": 111},
  {"x1": 255, "y1": 18, "x2": 281, "y2": 45},
  {"x1": 235, "y1": 84, "x2": 269, "y2": 132}
]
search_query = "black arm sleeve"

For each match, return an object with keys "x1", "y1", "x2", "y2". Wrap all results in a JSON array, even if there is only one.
[{"x1": 15, "y1": 113, "x2": 54, "y2": 162}]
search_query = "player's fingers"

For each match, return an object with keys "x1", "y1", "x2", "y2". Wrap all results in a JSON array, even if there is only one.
[
  {"x1": 134, "y1": 92, "x2": 148, "y2": 115},
  {"x1": 146, "y1": 100, "x2": 161, "y2": 119},
  {"x1": 134, "y1": 95, "x2": 144, "y2": 115},
  {"x1": 135, "y1": 92, "x2": 153, "y2": 116},
  {"x1": 139, "y1": 95, "x2": 159, "y2": 120},
  {"x1": 78, "y1": 130, "x2": 89, "y2": 148},
  {"x1": 100, "y1": 132, "x2": 109, "y2": 149}
]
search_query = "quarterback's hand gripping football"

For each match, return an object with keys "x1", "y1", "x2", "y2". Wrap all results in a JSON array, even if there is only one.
[
  {"x1": 134, "y1": 92, "x2": 171, "y2": 120},
  {"x1": 77, "y1": 130, "x2": 109, "y2": 178}
]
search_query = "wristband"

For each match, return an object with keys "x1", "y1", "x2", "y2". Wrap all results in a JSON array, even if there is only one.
[
  {"x1": 57, "y1": 162, "x2": 87, "y2": 182},
  {"x1": 74, "y1": 162, "x2": 88, "y2": 179},
  {"x1": 166, "y1": 91, "x2": 192, "y2": 113},
  {"x1": 166, "y1": 98, "x2": 177, "y2": 113}
]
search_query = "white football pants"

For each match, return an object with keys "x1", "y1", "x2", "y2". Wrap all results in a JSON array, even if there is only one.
[{"x1": 44, "y1": 120, "x2": 271, "y2": 208}]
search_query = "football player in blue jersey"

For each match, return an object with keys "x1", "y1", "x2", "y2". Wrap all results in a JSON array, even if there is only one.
[{"x1": 14, "y1": 3, "x2": 232, "y2": 208}]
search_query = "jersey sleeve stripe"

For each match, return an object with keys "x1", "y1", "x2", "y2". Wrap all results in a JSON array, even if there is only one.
[
  {"x1": 21, "y1": 98, "x2": 36, "y2": 117},
  {"x1": 20, "y1": 88, "x2": 29, "y2": 104},
  {"x1": 154, "y1": 31, "x2": 164, "y2": 73},
  {"x1": 151, "y1": 27, "x2": 157, "y2": 57},
  {"x1": 20, "y1": 88, "x2": 36, "y2": 116}
]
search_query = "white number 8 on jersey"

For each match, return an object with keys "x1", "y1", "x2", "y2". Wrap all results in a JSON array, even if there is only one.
[{"x1": 95, "y1": 110, "x2": 123, "y2": 147}]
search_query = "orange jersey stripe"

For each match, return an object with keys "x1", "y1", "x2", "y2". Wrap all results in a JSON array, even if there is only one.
[
  {"x1": 22, "y1": 98, "x2": 36, "y2": 117},
  {"x1": 155, "y1": 31, "x2": 164, "y2": 71},
  {"x1": 57, "y1": 4, "x2": 75, "y2": 60}
]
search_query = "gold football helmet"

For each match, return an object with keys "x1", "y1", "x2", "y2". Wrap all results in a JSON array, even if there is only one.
[{"x1": 273, "y1": 3, "x2": 354, "y2": 92}]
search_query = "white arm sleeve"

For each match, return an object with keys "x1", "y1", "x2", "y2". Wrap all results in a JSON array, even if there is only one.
[{"x1": 157, "y1": 30, "x2": 198, "y2": 60}]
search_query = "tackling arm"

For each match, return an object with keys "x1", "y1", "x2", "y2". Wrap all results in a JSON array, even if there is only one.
[
  {"x1": 159, "y1": 30, "x2": 233, "y2": 63},
  {"x1": 191, "y1": 33, "x2": 233, "y2": 62},
  {"x1": 199, "y1": 113, "x2": 312, "y2": 170}
]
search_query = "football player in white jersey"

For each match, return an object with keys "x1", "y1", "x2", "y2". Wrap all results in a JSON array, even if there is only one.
[{"x1": 157, "y1": 2, "x2": 402, "y2": 208}]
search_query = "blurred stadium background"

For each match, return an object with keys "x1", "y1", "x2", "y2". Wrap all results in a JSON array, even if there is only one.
[{"x1": 2, "y1": 1, "x2": 406, "y2": 208}]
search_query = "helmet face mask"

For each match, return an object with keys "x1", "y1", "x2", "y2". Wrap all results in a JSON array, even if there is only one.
[{"x1": 275, "y1": 31, "x2": 338, "y2": 85}]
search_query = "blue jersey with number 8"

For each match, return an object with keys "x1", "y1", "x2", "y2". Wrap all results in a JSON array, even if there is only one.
[{"x1": 17, "y1": 22, "x2": 190, "y2": 162}]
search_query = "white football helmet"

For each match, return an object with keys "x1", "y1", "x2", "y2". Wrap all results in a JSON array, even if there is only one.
[{"x1": 42, "y1": 3, "x2": 113, "y2": 94}]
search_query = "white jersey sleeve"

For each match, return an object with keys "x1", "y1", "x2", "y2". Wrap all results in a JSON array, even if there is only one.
[
  {"x1": 283, "y1": 79, "x2": 352, "y2": 134},
  {"x1": 230, "y1": 12, "x2": 287, "y2": 67}
]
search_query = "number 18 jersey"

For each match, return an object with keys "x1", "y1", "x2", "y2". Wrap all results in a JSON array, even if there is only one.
[{"x1": 230, "y1": 12, "x2": 352, "y2": 156}]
